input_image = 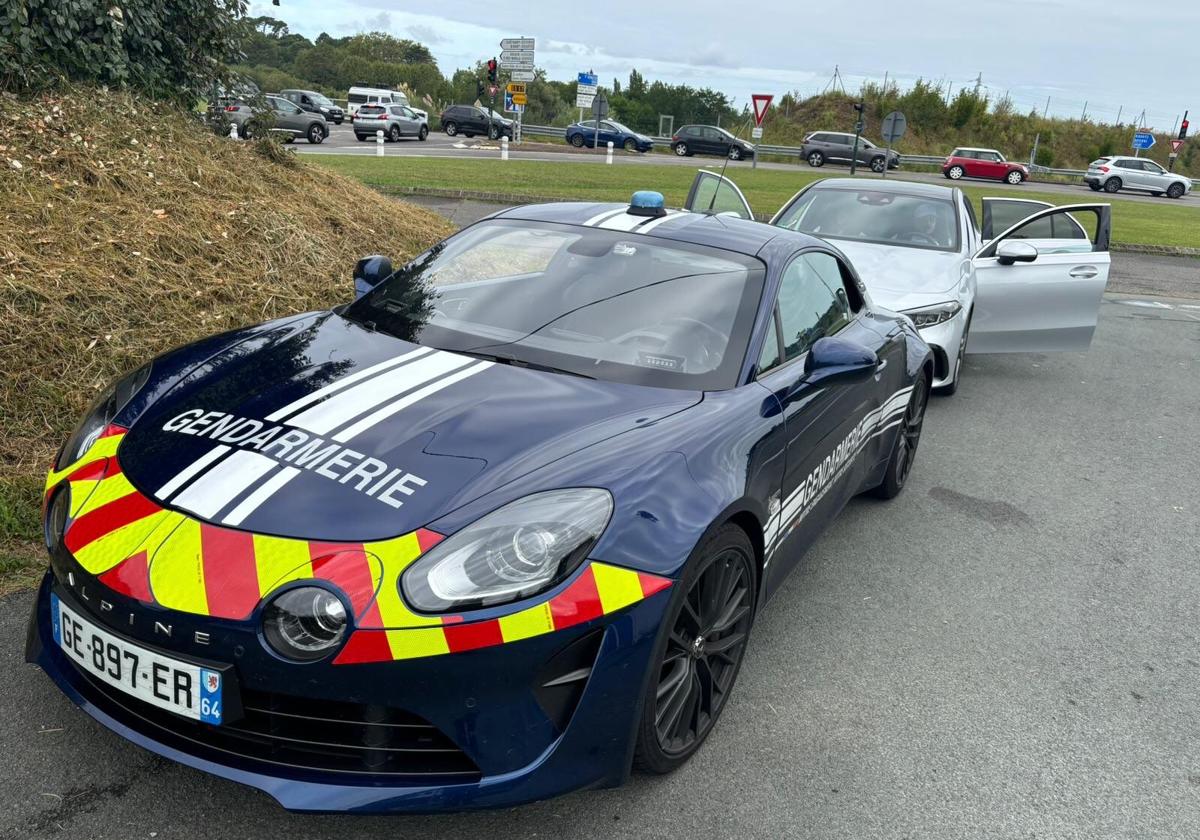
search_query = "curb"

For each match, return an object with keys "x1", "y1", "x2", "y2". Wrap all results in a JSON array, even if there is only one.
[{"x1": 379, "y1": 187, "x2": 1200, "y2": 258}]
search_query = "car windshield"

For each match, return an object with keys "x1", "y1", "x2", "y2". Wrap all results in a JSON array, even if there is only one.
[
  {"x1": 344, "y1": 220, "x2": 765, "y2": 390},
  {"x1": 608, "y1": 121, "x2": 633, "y2": 133},
  {"x1": 310, "y1": 93, "x2": 335, "y2": 107},
  {"x1": 775, "y1": 188, "x2": 960, "y2": 252}
]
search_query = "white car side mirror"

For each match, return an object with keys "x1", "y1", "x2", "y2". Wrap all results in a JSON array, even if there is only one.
[{"x1": 996, "y1": 240, "x2": 1039, "y2": 265}]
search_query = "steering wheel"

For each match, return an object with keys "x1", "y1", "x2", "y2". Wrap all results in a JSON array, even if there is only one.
[
  {"x1": 904, "y1": 232, "x2": 939, "y2": 246},
  {"x1": 613, "y1": 317, "x2": 728, "y2": 373}
]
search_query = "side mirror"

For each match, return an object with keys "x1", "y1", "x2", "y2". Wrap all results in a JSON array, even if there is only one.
[
  {"x1": 996, "y1": 240, "x2": 1038, "y2": 266},
  {"x1": 804, "y1": 336, "x2": 878, "y2": 385},
  {"x1": 354, "y1": 255, "x2": 393, "y2": 299}
]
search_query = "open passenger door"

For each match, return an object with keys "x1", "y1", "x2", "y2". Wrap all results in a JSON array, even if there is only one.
[
  {"x1": 683, "y1": 170, "x2": 754, "y2": 220},
  {"x1": 968, "y1": 203, "x2": 1111, "y2": 354}
]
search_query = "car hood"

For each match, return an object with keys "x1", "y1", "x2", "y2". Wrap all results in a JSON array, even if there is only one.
[
  {"x1": 830, "y1": 240, "x2": 966, "y2": 299},
  {"x1": 119, "y1": 313, "x2": 699, "y2": 542}
]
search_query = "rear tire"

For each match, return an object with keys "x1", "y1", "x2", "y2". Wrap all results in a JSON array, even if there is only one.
[
  {"x1": 634, "y1": 524, "x2": 756, "y2": 775},
  {"x1": 443, "y1": 121, "x2": 458, "y2": 137},
  {"x1": 947, "y1": 165, "x2": 964, "y2": 180},
  {"x1": 1104, "y1": 177, "x2": 1122, "y2": 193},
  {"x1": 871, "y1": 370, "x2": 929, "y2": 499},
  {"x1": 1088, "y1": 182, "x2": 1101, "y2": 191},
  {"x1": 807, "y1": 151, "x2": 825, "y2": 167},
  {"x1": 388, "y1": 125, "x2": 402, "y2": 142},
  {"x1": 674, "y1": 142, "x2": 689, "y2": 156},
  {"x1": 570, "y1": 133, "x2": 585, "y2": 147},
  {"x1": 488, "y1": 125, "x2": 500, "y2": 140},
  {"x1": 1167, "y1": 182, "x2": 1185, "y2": 199},
  {"x1": 355, "y1": 133, "x2": 368, "y2": 142}
]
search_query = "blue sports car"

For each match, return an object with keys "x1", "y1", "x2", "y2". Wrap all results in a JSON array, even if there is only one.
[{"x1": 28, "y1": 183, "x2": 932, "y2": 812}]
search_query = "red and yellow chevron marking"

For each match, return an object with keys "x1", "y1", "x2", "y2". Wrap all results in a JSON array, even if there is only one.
[{"x1": 47, "y1": 431, "x2": 673, "y2": 664}]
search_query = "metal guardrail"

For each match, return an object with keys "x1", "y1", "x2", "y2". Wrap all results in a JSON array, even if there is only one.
[{"x1": 518, "y1": 124, "x2": 1199, "y2": 186}]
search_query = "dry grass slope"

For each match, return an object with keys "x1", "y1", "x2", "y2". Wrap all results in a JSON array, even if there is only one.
[{"x1": 0, "y1": 88, "x2": 453, "y2": 588}]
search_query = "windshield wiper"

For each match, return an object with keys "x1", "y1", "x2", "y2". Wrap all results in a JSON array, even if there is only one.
[{"x1": 447, "y1": 349, "x2": 597, "y2": 380}]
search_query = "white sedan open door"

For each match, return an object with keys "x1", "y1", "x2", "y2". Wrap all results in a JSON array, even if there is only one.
[
  {"x1": 968, "y1": 203, "x2": 1111, "y2": 353},
  {"x1": 683, "y1": 170, "x2": 754, "y2": 219}
]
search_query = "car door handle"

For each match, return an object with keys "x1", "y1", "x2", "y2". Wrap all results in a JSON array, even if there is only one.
[
  {"x1": 1069, "y1": 266, "x2": 1099, "y2": 279},
  {"x1": 874, "y1": 358, "x2": 888, "y2": 379}
]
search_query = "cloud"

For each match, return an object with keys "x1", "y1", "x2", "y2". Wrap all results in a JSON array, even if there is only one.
[{"x1": 406, "y1": 23, "x2": 445, "y2": 44}]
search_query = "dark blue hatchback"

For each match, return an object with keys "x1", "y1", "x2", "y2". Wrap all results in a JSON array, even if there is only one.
[{"x1": 565, "y1": 119, "x2": 654, "y2": 152}]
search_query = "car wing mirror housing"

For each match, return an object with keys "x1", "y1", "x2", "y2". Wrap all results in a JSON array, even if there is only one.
[
  {"x1": 354, "y1": 255, "x2": 393, "y2": 299},
  {"x1": 804, "y1": 336, "x2": 878, "y2": 386},
  {"x1": 996, "y1": 240, "x2": 1039, "y2": 266}
]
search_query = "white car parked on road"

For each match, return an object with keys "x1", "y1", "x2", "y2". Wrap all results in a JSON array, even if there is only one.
[{"x1": 683, "y1": 174, "x2": 1112, "y2": 395}]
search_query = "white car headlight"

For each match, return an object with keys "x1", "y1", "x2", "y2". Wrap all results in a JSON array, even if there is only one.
[
  {"x1": 55, "y1": 363, "x2": 151, "y2": 470},
  {"x1": 401, "y1": 489, "x2": 613, "y2": 613},
  {"x1": 903, "y1": 301, "x2": 962, "y2": 329}
]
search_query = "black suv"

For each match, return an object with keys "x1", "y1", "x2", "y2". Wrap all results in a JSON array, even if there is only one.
[
  {"x1": 800, "y1": 131, "x2": 900, "y2": 172},
  {"x1": 439, "y1": 105, "x2": 514, "y2": 140},
  {"x1": 670, "y1": 125, "x2": 755, "y2": 161},
  {"x1": 279, "y1": 89, "x2": 344, "y2": 125}
]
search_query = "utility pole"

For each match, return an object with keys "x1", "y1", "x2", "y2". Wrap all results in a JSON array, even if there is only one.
[
  {"x1": 1043, "y1": 95, "x2": 1050, "y2": 119},
  {"x1": 1080, "y1": 101, "x2": 1088, "y2": 122},
  {"x1": 972, "y1": 72, "x2": 983, "y2": 97},
  {"x1": 945, "y1": 82, "x2": 954, "y2": 105},
  {"x1": 1115, "y1": 105, "x2": 1123, "y2": 126}
]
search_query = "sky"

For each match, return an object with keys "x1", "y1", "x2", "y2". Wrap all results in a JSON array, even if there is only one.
[{"x1": 249, "y1": 0, "x2": 1197, "y2": 131}]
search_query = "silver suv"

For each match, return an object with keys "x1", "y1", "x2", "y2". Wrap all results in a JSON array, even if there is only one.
[
  {"x1": 1085, "y1": 156, "x2": 1191, "y2": 199},
  {"x1": 352, "y1": 104, "x2": 429, "y2": 143}
]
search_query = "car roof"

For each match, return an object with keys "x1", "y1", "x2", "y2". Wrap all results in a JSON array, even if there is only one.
[
  {"x1": 952, "y1": 146, "x2": 1001, "y2": 153},
  {"x1": 492, "y1": 202, "x2": 824, "y2": 257},
  {"x1": 801, "y1": 177, "x2": 958, "y2": 200}
]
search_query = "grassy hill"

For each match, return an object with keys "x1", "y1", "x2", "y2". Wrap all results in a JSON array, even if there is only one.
[{"x1": 0, "y1": 88, "x2": 453, "y2": 591}]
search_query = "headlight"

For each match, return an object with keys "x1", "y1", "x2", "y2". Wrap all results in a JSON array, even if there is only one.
[
  {"x1": 401, "y1": 489, "x2": 614, "y2": 613},
  {"x1": 262, "y1": 586, "x2": 349, "y2": 661},
  {"x1": 45, "y1": 484, "x2": 71, "y2": 550},
  {"x1": 319, "y1": 106, "x2": 329, "y2": 112},
  {"x1": 903, "y1": 301, "x2": 962, "y2": 329},
  {"x1": 55, "y1": 363, "x2": 151, "y2": 470}
]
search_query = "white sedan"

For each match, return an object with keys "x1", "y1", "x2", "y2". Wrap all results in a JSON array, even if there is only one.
[{"x1": 683, "y1": 173, "x2": 1112, "y2": 395}]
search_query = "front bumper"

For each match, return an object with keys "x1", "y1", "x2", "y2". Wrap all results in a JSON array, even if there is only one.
[
  {"x1": 27, "y1": 571, "x2": 672, "y2": 812},
  {"x1": 911, "y1": 308, "x2": 967, "y2": 389}
]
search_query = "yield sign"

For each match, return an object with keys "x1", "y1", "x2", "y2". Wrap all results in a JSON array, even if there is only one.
[
  {"x1": 1171, "y1": 139, "x2": 1185, "y2": 152},
  {"x1": 752, "y1": 94, "x2": 773, "y2": 127}
]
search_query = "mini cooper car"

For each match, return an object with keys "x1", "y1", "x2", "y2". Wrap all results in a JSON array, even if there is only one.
[
  {"x1": 29, "y1": 191, "x2": 933, "y2": 812},
  {"x1": 685, "y1": 172, "x2": 1112, "y2": 396},
  {"x1": 942, "y1": 147, "x2": 1029, "y2": 184}
]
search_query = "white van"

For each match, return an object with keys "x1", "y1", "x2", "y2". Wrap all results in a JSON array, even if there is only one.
[{"x1": 346, "y1": 86, "x2": 427, "y2": 120}]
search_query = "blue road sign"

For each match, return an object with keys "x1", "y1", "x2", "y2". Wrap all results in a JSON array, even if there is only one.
[
  {"x1": 504, "y1": 91, "x2": 525, "y2": 114},
  {"x1": 578, "y1": 72, "x2": 598, "y2": 87},
  {"x1": 1132, "y1": 131, "x2": 1156, "y2": 150}
]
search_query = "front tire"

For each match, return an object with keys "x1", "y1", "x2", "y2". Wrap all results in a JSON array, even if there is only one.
[
  {"x1": 728, "y1": 145, "x2": 743, "y2": 161},
  {"x1": 870, "y1": 155, "x2": 886, "y2": 173},
  {"x1": 1006, "y1": 170, "x2": 1024, "y2": 185},
  {"x1": 1167, "y1": 182, "x2": 1186, "y2": 199},
  {"x1": 307, "y1": 124, "x2": 326, "y2": 144},
  {"x1": 871, "y1": 370, "x2": 929, "y2": 499},
  {"x1": 634, "y1": 524, "x2": 756, "y2": 775},
  {"x1": 807, "y1": 150, "x2": 825, "y2": 167},
  {"x1": 418, "y1": 125, "x2": 428, "y2": 141},
  {"x1": 947, "y1": 165, "x2": 964, "y2": 180},
  {"x1": 674, "y1": 142, "x2": 689, "y2": 156},
  {"x1": 624, "y1": 137, "x2": 637, "y2": 152},
  {"x1": 1103, "y1": 177, "x2": 1122, "y2": 193}
]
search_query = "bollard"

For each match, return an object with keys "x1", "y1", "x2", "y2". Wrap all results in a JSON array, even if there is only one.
[
  {"x1": 376, "y1": 129, "x2": 384, "y2": 157},
  {"x1": 501, "y1": 136, "x2": 509, "y2": 161},
  {"x1": 229, "y1": 122, "x2": 239, "y2": 140},
  {"x1": 606, "y1": 140, "x2": 614, "y2": 165}
]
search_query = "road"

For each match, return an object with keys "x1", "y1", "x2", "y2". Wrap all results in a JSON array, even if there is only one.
[
  {"x1": 3, "y1": 268, "x2": 1199, "y2": 837},
  {"x1": 292, "y1": 123, "x2": 1197, "y2": 206}
]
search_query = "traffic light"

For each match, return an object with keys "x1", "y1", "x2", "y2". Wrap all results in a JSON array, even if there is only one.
[
  {"x1": 475, "y1": 80, "x2": 484, "y2": 100},
  {"x1": 487, "y1": 58, "x2": 498, "y2": 84},
  {"x1": 1180, "y1": 117, "x2": 1189, "y2": 140}
]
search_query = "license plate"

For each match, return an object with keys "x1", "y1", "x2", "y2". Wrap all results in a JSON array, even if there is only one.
[{"x1": 51, "y1": 593, "x2": 223, "y2": 725}]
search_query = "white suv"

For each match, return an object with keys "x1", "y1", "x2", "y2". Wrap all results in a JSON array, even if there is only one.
[{"x1": 1085, "y1": 156, "x2": 1191, "y2": 199}]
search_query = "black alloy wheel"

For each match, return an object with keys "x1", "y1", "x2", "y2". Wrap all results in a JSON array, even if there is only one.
[
  {"x1": 872, "y1": 371, "x2": 929, "y2": 499},
  {"x1": 635, "y1": 525, "x2": 755, "y2": 773},
  {"x1": 1104, "y1": 177, "x2": 1122, "y2": 193},
  {"x1": 570, "y1": 133, "x2": 585, "y2": 147},
  {"x1": 870, "y1": 156, "x2": 886, "y2": 173},
  {"x1": 1167, "y1": 182, "x2": 1185, "y2": 199}
]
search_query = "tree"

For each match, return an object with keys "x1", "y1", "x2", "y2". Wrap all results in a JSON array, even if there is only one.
[{"x1": 1, "y1": 0, "x2": 249, "y2": 103}]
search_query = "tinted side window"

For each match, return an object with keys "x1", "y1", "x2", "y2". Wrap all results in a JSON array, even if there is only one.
[
  {"x1": 758, "y1": 315, "x2": 782, "y2": 374},
  {"x1": 776, "y1": 253, "x2": 853, "y2": 361}
]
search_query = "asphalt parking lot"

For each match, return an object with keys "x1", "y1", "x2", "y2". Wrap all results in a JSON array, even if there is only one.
[
  {"x1": 3, "y1": 264, "x2": 1198, "y2": 837},
  {"x1": 295, "y1": 123, "x2": 1195, "y2": 206}
]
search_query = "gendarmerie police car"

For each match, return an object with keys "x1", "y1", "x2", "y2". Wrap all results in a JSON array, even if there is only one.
[{"x1": 29, "y1": 189, "x2": 932, "y2": 812}]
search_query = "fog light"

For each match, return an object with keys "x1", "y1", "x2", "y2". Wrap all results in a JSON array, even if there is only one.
[{"x1": 262, "y1": 586, "x2": 348, "y2": 662}]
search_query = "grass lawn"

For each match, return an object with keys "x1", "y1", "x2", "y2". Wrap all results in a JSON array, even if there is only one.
[{"x1": 312, "y1": 155, "x2": 1200, "y2": 250}]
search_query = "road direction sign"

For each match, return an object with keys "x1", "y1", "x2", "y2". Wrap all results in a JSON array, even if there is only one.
[
  {"x1": 500, "y1": 37, "x2": 534, "y2": 50},
  {"x1": 751, "y1": 94, "x2": 773, "y2": 127},
  {"x1": 578, "y1": 72, "x2": 598, "y2": 87},
  {"x1": 504, "y1": 91, "x2": 525, "y2": 114},
  {"x1": 881, "y1": 110, "x2": 908, "y2": 144},
  {"x1": 576, "y1": 93, "x2": 594, "y2": 109},
  {"x1": 1132, "y1": 130, "x2": 1155, "y2": 150},
  {"x1": 511, "y1": 93, "x2": 527, "y2": 106},
  {"x1": 509, "y1": 69, "x2": 534, "y2": 82},
  {"x1": 500, "y1": 49, "x2": 534, "y2": 62},
  {"x1": 751, "y1": 126, "x2": 763, "y2": 139},
  {"x1": 1171, "y1": 139, "x2": 1185, "y2": 152},
  {"x1": 506, "y1": 83, "x2": 526, "y2": 95}
]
